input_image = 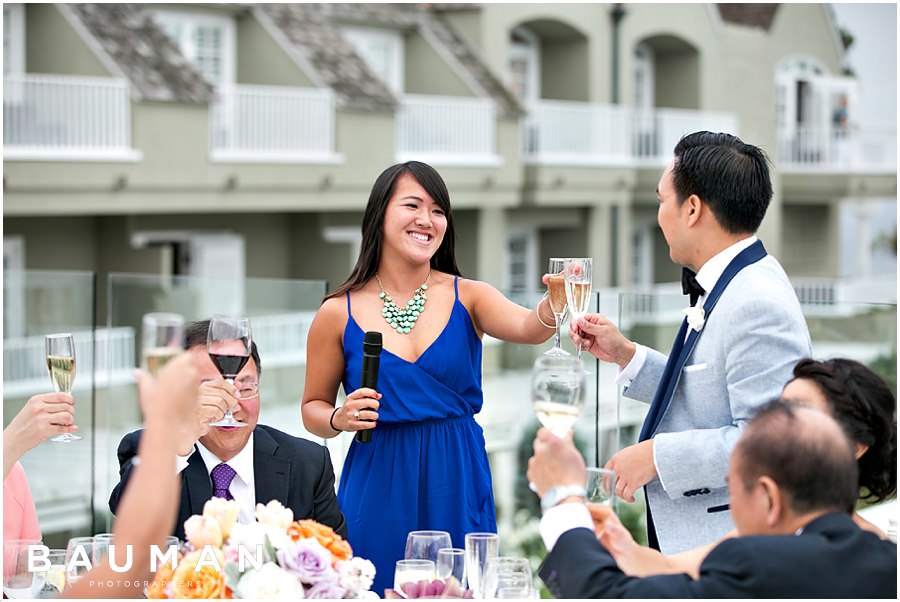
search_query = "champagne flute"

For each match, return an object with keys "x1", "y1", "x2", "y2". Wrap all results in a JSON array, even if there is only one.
[
  {"x1": 405, "y1": 530, "x2": 452, "y2": 564},
  {"x1": 141, "y1": 313, "x2": 184, "y2": 375},
  {"x1": 532, "y1": 354, "x2": 586, "y2": 438},
  {"x1": 45, "y1": 333, "x2": 81, "y2": 442},
  {"x1": 544, "y1": 257, "x2": 570, "y2": 357},
  {"x1": 207, "y1": 315, "x2": 252, "y2": 427},
  {"x1": 564, "y1": 258, "x2": 593, "y2": 359}
]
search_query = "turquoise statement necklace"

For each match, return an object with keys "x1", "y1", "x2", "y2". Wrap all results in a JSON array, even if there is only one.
[{"x1": 375, "y1": 271, "x2": 430, "y2": 334}]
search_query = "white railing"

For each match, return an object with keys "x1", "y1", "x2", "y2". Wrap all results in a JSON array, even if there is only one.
[
  {"x1": 3, "y1": 74, "x2": 140, "y2": 161},
  {"x1": 250, "y1": 312, "x2": 316, "y2": 368},
  {"x1": 210, "y1": 85, "x2": 338, "y2": 162},
  {"x1": 792, "y1": 276, "x2": 897, "y2": 307},
  {"x1": 777, "y1": 127, "x2": 897, "y2": 173},
  {"x1": 3, "y1": 327, "x2": 135, "y2": 397},
  {"x1": 523, "y1": 101, "x2": 739, "y2": 165},
  {"x1": 397, "y1": 94, "x2": 500, "y2": 165},
  {"x1": 523, "y1": 100, "x2": 632, "y2": 164}
]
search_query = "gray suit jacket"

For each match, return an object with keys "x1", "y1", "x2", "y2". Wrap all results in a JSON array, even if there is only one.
[{"x1": 624, "y1": 255, "x2": 811, "y2": 553}]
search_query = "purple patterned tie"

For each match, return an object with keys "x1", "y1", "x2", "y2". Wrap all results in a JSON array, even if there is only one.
[{"x1": 210, "y1": 463, "x2": 236, "y2": 501}]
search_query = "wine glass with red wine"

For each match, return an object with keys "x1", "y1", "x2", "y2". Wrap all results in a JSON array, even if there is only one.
[{"x1": 207, "y1": 315, "x2": 252, "y2": 427}]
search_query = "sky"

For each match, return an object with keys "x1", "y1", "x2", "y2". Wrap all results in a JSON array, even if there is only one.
[{"x1": 831, "y1": 3, "x2": 897, "y2": 128}]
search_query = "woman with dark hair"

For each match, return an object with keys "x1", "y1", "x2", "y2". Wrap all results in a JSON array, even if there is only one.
[
  {"x1": 592, "y1": 356, "x2": 897, "y2": 578},
  {"x1": 301, "y1": 161, "x2": 556, "y2": 592}
]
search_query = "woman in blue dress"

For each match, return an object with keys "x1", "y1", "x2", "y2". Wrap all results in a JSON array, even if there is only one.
[{"x1": 301, "y1": 161, "x2": 557, "y2": 594}]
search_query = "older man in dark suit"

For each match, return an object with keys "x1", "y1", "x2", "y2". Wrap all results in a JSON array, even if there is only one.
[
  {"x1": 530, "y1": 400, "x2": 896, "y2": 598},
  {"x1": 109, "y1": 320, "x2": 346, "y2": 539}
]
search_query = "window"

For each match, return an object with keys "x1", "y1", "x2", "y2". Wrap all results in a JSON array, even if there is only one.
[
  {"x1": 341, "y1": 26, "x2": 404, "y2": 94},
  {"x1": 633, "y1": 44, "x2": 654, "y2": 110},
  {"x1": 3, "y1": 3, "x2": 25, "y2": 76},
  {"x1": 506, "y1": 227, "x2": 538, "y2": 293},
  {"x1": 508, "y1": 27, "x2": 539, "y2": 102},
  {"x1": 154, "y1": 11, "x2": 235, "y2": 88}
]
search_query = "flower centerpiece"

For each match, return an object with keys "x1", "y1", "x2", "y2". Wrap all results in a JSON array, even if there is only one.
[{"x1": 148, "y1": 499, "x2": 375, "y2": 599}]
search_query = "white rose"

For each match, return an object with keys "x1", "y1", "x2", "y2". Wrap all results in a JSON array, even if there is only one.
[
  {"x1": 183, "y1": 514, "x2": 223, "y2": 549},
  {"x1": 203, "y1": 497, "x2": 239, "y2": 540},
  {"x1": 255, "y1": 500, "x2": 294, "y2": 529},
  {"x1": 236, "y1": 562, "x2": 304, "y2": 599},
  {"x1": 336, "y1": 557, "x2": 376, "y2": 595},
  {"x1": 683, "y1": 306, "x2": 705, "y2": 332}
]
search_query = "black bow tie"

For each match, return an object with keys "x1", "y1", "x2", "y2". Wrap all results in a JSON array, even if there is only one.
[{"x1": 681, "y1": 267, "x2": 706, "y2": 306}]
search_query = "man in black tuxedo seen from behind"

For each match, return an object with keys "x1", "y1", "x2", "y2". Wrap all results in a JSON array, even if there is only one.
[
  {"x1": 531, "y1": 400, "x2": 896, "y2": 598},
  {"x1": 109, "y1": 319, "x2": 347, "y2": 539}
]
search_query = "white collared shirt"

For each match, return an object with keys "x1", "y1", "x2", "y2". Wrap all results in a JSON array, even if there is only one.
[
  {"x1": 176, "y1": 433, "x2": 257, "y2": 525},
  {"x1": 616, "y1": 235, "x2": 759, "y2": 387},
  {"x1": 539, "y1": 502, "x2": 594, "y2": 551}
]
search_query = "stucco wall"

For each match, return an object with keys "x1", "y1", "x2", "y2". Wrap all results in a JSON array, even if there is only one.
[{"x1": 26, "y1": 4, "x2": 110, "y2": 76}]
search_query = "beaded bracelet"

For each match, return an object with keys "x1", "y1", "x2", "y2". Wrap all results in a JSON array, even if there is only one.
[
  {"x1": 534, "y1": 293, "x2": 557, "y2": 329},
  {"x1": 329, "y1": 406, "x2": 342, "y2": 432}
]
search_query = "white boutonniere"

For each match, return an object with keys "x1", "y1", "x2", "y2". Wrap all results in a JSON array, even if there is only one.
[{"x1": 683, "y1": 306, "x2": 705, "y2": 332}]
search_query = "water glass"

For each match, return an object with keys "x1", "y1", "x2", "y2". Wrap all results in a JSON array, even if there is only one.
[
  {"x1": 405, "y1": 530, "x2": 453, "y2": 563},
  {"x1": 585, "y1": 467, "x2": 616, "y2": 506},
  {"x1": 483, "y1": 556, "x2": 533, "y2": 599},
  {"x1": 3, "y1": 539, "x2": 45, "y2": 599},
  {"x1": 464, "y1": 532, "x2": 499, "y2": 599},
  {"x1": 394, "y1": 559, "x2": 436, "y2": 594},
  {"x1": 436, "y1": 547, "x2": 466, "y2": 584},
  {"x1": 64, "y1": 537, "x2": 95, "y2": 586}
]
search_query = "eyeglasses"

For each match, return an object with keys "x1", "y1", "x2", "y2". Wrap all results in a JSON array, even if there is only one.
[{"x1": 236, "y1": 381, "x2": 259, "y2": 399}]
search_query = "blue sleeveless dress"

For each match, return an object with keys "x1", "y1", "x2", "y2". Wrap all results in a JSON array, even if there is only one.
[{"x1": 338, "y1": 277, "x2": 496, "y2": 595}]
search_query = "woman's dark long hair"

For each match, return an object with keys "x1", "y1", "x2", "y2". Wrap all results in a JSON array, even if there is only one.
[
  {"x1": 791, "y1": 357, "x2": 897, "y2": 503},
  {"x1": 324, "y1": 161, "x2": 461, "y2": 301}
]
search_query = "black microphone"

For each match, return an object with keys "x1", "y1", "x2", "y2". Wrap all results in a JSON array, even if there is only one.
[{"x1": 356, "y1": 331, "x2": 382, "y2": 443}]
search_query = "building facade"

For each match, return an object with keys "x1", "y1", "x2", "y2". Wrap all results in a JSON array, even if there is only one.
[{"x1": 4, "y1": 3, "x2": 896, "y2": 318}]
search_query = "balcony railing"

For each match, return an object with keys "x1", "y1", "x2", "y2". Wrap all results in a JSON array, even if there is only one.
[
  {"x1": 397, "y1": 94, "x2": 500, "y2": 165},
  {"x1": 3, "y1": 74, "x2": 140, "y2": 161},
  {"x1": 776, "y1": 127, "x2": 897, "y2": 173},
  {"x1": 209, "y1": 84, "x2": 340, "y2": 163},
  {"x1": 523, "y1": 101, "x2": 739, "y2": 165}
]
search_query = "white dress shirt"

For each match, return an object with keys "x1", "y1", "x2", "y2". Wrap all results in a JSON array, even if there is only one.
[
  {"x1": 176, "y1": 433, "x2": 258, "y2": 525},
  {"x1": 539, "y1": 502, "x2": 594, "y2": 551}
]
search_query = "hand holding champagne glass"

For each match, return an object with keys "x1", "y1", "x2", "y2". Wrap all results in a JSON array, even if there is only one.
[
  {"x1": 45, "y1": 333, "x2": 81, "y2": 442},
  {"x1": 543, "y1": 257, "x2": 570, "y2": 357},
  {"x1": 141, "y1": 313, "x2": 184, "y2": 375},
  {"x1": 564, "y1": 258, "x2": 593, "y2": 358},
  {"x1": 207, "y1": 315, "x2": 252, "y2": 427}
]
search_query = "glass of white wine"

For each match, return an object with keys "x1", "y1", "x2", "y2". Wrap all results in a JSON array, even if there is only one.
[
  {"x1": 544, "y1": 257, "x2": 570, "y2": 357},
  {"x1": 45, "y1": 333, "x2": 81, "y2": 442},
  {"x1": 532, "y1": 354, "x2": 586, "y2": 438},
  {"x1": 564, "y1": 258, "x2": 593, "y2": 359},
  {"x1": 141, "y1": 313, "x2": 184, "y2": 375}
]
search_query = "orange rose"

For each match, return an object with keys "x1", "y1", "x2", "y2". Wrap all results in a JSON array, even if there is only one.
[
  {"x1": 288, "y1": 520, "x2": 353, "y2": 562},
  {"x1": 171, "y1": 549, "x2": 229, "y2": 599},
  {"x1": 147, "y1": 561, "x2": 175, "y2": 599}
]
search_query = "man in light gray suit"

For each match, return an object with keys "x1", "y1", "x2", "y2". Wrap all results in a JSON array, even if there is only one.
[{"x1": 569, "y1": 131, "x2": 811, "y2": 553}]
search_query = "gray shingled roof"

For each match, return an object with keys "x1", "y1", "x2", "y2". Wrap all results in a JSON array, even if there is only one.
[
  {"x1": 717, "y1": 4, "x2": 780, "y2": 31},
  {"x1": 259, "y1": 3, "x2": 523, "y2": 118},
  {"x1": 256, "y1": 4, "x2": 397, "y2": 112},
  {"x1": 66, "y1": 4, "x2": 214, "y2": 104}
]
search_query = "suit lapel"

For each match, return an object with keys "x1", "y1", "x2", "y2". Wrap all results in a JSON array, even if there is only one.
[
  {"x1": 639, "y1": 240, "x2": 768, "y2": 441},
  {"x1": 183, "y1": 450, "x2": 213, "y2": 516},
  {"x1": 253, "y1": 427, "x2": 291, "y2": 509}
]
